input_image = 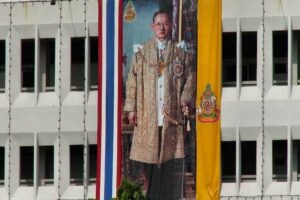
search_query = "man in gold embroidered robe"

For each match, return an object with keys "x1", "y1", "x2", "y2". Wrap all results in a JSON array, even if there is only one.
[
  {"x1": 124, "y1": 10, "x2": 195, "y2": 199},
  {"x1": 124, "y1": 10, "x2": 194, "y2": 165}
]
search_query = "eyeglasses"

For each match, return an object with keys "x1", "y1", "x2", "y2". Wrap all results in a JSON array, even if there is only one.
[{"x1": 153, "y1": 23, "x2": 170, "y2": 27}]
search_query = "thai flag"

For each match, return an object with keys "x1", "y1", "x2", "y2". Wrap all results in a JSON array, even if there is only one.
[{"x1": 96, "y1": 0, "x2": 123, "y2": 199}]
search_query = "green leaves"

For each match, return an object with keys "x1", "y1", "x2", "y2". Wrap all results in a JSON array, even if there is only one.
[{"x1": 113, "y1": 179, "x2": 146, "y2": 200}]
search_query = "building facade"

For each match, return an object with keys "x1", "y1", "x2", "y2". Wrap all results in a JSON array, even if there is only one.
[
  {"x1": 222, "y1": 0, "x2": 300, "y2": 199},
  {"x1": 1, "y1": 0, "x2": 300, "y2": 200},
  {"x1": 0, "y1": 0, "x2": 98, "y2": 199}
]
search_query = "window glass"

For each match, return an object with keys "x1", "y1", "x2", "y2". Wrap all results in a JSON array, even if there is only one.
[
  {"x1": 221, "y1": 141, "x2": 236, "y2": 182},
  {"x1": 22, "y1": 39, "x2": 35, "y2": 92},
  {"x1": 273, "y1": 140, "x2": 287, "y2": 182},
  {"x1": 242, "y1": 32, "x2": 257, "y2": 85},
  {"x1": 71, "y1": 37, "x2": 85, "y2": 91},
  {"x1": 89, "y1": 145, "x2": 97, "y2": 184},
  {"x1": 70, "y1": 145, "x2": 83, "y2": 185},
  {"x1": 90, "y1": 37, "x2": 98, "y2": 90},
  {"x1": 39, "y1": 146, "x2": 54, "y2": 186},
  {"x1": 20, "y1": 146, "x2": 34, "y2": 186},
  {"x1": 222, "y1": 32, "x2": 236, "y2": 87},
  {"x1": 241, "y1": 141, "x2": 256, "y2": 182},
  {"x1": 273, "y1": 31, "x2": 288, "y2": 85},
  {"x1": 40, "y1": 38, "x2": 55, "y2": 92},
  {"x1": 0, "y1": 41, "x2": 5, "y2": 92}
]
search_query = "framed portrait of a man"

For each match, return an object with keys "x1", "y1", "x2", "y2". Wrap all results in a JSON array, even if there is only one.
[{"x1": 122, "y1": 0, "x2": 197, "y2": 199}]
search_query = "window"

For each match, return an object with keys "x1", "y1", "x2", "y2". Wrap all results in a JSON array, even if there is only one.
[
  {"x1": 221, "y1": 141, "x2": 236, "y2": 182},
  {"x1": 90, "y1": 37, "x2": 98, "y2": 90},
  {"x1": 0, "y1": 41, "x2": 5, "y2": 92},
  {"x1": 241, "y1": 141, "x2": 256, "y2": 181},
  {"x1": 22, "y1": 39, "x2": 35, "y2": 92},
  {"x1": 20, "y1": 146, "x2": 34, "y2": 186},
  {"x1": 293, "y1": 31, "x2": 300, "y2": 84},
  {"x1": 222, "y1": 32, "x2": 236, "y2": 87},
  {"x1": 242, "y1": 32, "x2": 257, "y2": 85},
  {"x1": 292, "y1": 140, "x2": 300, "y2": 181},
  {"x1": 0, "y1": 147, "x2": 4, "y2": 186},
  {"x1": 272, "y1": 140, "x2": 287, "y2": 181},
  {"x1": 89, "y1": 145, "x2": 97, "y2": 184},
  {"x1": 71, "y1": 37, "x2": 85, "y2": 91},
  {"x1": 70, "y1": 145, "x2": 83, "y2": 185},
  {"x1": 273, "y1": 31, "x2": 288, "y2": 85},
  {"x1": 40, "y1": 38, "x2": 55, "y2": 92},
  {"x1": 39, "y1": 146, "x2": 54, "y2": 186}
]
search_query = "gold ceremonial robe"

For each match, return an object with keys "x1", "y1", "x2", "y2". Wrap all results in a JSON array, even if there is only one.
[{"x1": 124, "y1": 38, "x2": 195, "y2": 164}]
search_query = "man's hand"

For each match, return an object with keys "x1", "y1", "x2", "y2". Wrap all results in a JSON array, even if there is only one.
[{"x1": 128, "y1": 112, "x2": 137, "y2": 126}]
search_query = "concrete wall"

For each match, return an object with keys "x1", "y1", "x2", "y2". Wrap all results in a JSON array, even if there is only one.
[
  {"x1": 222, "y1": 0, "x2": 300, "y2": 198},
  {"x1": 0, "y1": 1, "x2": 98, "y2": 199}
]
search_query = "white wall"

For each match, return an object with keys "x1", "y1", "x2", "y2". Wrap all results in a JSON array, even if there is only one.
[
  {"x1": 0, "y1": 0, "x2": 98, "y2": 199},
  {"x1": 222, "y1": 0, "x2": 300, "y2": 198}
]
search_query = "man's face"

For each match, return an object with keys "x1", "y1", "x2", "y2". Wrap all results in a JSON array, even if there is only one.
[{"x1": 151, "y1": 13, "x2": 171, "y2": 41}]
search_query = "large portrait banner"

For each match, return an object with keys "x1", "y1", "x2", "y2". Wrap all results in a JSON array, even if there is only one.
[{"x1": 121, "y1": 0, "x2": 197, "y2": 199}]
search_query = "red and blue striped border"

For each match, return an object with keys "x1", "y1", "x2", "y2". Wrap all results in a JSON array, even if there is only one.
[{"x1": 97, "y1": 0, "x2": 123, "y2": 199}]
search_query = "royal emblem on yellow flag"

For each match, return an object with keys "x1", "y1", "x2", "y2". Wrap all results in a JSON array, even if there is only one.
[
  {"x1": 197, "y1": 84, "x2": 220, "y2": 123},
  {"x1": 196, "y1": 0, "x2": 221, "y2": 199}
]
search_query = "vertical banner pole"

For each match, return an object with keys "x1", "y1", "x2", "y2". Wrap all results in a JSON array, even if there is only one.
[
  {"x1": 196, "y1": 0, "x2": 222, "y2": 199},
  {"x1": 178, "y1": 0, "x2": 183, "y2": 42}
]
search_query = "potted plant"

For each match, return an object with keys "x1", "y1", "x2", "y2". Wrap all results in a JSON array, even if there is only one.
[{"x1": 112, "y1": 179, "x2": 146, "y2": 200}]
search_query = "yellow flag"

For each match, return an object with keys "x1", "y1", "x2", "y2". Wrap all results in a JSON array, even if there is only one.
[{"x1": 196, "y1": 0, "x2": 221, "y2": 199}]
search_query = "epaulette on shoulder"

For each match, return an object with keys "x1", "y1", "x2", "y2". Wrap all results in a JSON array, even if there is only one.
[
  {"x1": 176, "y1": 40, "x2": 188, "y2": 52},
  {"x1": 133, "y1": 43, "x2": 143, "y2": 54}
]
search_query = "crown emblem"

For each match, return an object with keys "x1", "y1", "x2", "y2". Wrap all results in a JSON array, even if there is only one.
[
  {"x1": 196, "y1": 84, "x2": 220, "y2": 123},
  {"x1": 124, "y1": 1, "x2": 136, "y2": 22}
]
